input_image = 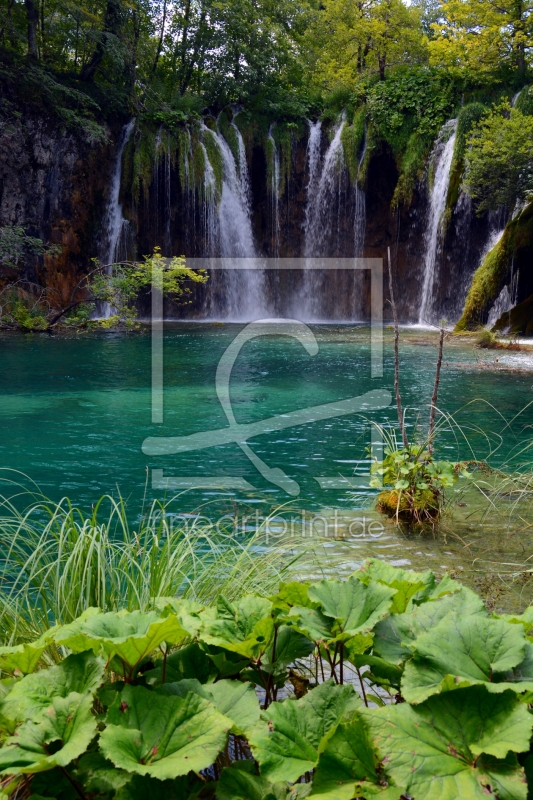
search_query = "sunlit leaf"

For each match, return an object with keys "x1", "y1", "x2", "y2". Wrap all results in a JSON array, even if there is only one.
[
  {"x1": 1, "y1": 651, "x2": 105, "y2": 723},
  {"x1": 99, "y1": 684, "x2": 230, "y2": 779},
  {"x1": 54, "y1": 610, "x2": 188, "y2": 673},
  {"x1": 401, "y1": 614, "x2": 528, "y2": 703},
  {"x1": 362, "y1": 686, "x2": 531, "y2": 799},
  {"x1": 248, "y1": 680, "x2": 360, "y2": 783},
  {"x1": 0, "y1": 693, "x2": 97, "y2": 774}
]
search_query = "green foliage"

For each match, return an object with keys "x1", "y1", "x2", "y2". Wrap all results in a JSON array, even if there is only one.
[
  {"x1": 370, "y1": 441, "x2": 470, "y2": 523},
  {"x1": 202, "y1": 128, "x2": 224, "y2": 197},
  {"x1": 0, "y1": 562, "x2": 533, "y2": 799},
  {"x1": 456, "y1": 202, "x2": 533, "y2": 329},
  {"x1": 340, "y1": 108, "x2": 366, "y2": 184},
  {"x1": 0, "y1": 226, "x2": 59, "y2": 270},
  {"x1": 465, "y1": 104, "x2": 533, "y2": 213},
  {"x1": 446, "y1": 102, "x2": 487, "y2": 209},
  {"x1": 364, "y1": 69, "x2": 457, "y2": 205},
  {"x1": 91, "y1": 248, "x2": 207, "y2": 324}
]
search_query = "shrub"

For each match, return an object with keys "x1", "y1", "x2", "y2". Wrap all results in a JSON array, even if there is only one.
[{"x1": 0, "y1": 560, "x2": 532, "y2": 799}]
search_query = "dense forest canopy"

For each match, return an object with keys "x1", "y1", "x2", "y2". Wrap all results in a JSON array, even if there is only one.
[{"x1": 1, "y1": 0, "x2": 533, "y2": 214}]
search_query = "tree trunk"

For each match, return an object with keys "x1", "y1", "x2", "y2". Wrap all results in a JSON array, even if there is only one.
[
  {"x1": 25, "y1": 0, "x2": 39, "y2": 58},
  {"x1": 80, "y1": 0, "x2": 122, "y2": 81}
]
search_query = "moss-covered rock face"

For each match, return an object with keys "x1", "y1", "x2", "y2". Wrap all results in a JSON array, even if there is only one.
[
  {"x1": 455, "y1": 202, "x2": 533, "y2": 331},
  {"x1": 446, "y1": 103, "x2": 486, "y2": 213},
  {"x1": 340, "y1": 108, "x2": 365, "y2": 184}
]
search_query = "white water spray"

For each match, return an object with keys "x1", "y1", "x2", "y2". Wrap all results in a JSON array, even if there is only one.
[
  {"x1": 99, "y1": 119, "x2": 134, "y2": 317},
  {"x1": 354, "y1": 130, "x2": 367, "y2": 258},
  {"x1": 102, "y1": 119, "x2": 135, "y2": 268},
  {"x1": 304, "y1": 114, "x2": 346, "y2": 258},
  {"x1": 418, "y1": 119, "x2": 457, "y2": 325},
  {"x1": 268, "y1": 124, "x2": 281, "y2": 256},
  {"x1": 200, "y1": 124, "x2": 268, "y2": 319}
]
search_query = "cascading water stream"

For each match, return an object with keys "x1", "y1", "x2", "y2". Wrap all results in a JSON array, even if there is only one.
[
  {"x1": 304, "y1": 113, "x2": 346, "y2": 259},
  {"x1": 267, "y1": 124, "x2": 281, "y2": 256},
  {"x1": 354, "y1": 129, "x2": 367, "y2": 258},
  {"x1": 418, "y1": 119, "x2": 457, "y2": 325},
  {"x1": 200, "y1": 123, "x2": 268, "y2": 319},
  {"x1": 99, "y1": 118, "x2": 135, "y2": 317},
  {"x1": 303, "y1": 120, "x2": 322, "y2": 246},
  {"x1": 102, "y1": 119, "x2": 135, "y2": 268}
]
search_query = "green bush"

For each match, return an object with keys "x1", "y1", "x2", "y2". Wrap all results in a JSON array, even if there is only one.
[
  {"x1": 0, "y1": 560, "x2": 532, "y2": 799},
  {"x1": 371, "y1": 443, "x2": 470, "y2": 523}
]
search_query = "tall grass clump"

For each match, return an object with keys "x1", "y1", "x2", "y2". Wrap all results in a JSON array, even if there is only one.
[{"x1": 0, "y1": 491, "x2": 313, "y2": 647}]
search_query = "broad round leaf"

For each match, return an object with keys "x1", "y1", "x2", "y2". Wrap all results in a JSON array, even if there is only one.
[
  {"x1": 144, "y1": 642, "x2": 217, "y2": 686},
  {"x1": 248, "y1": 680, "x2": 360, "y2": 783},
  {"x1": 401, "y1": 615, "x2": 528, "y2": 703},
  {"x1": 307, "y1": 576, "x2": 396, "y2": 641},
  {"x1": 156, "y1": 677, "x2": 260, "y2": 736},
  {"x1": 0, "y1": 637, "x2": 50, "y2": 676},
  {"x1": 199, "y1": 595, "x2": 274, "y2": 658},
  {"x1": 309, "y1": 715, "x2": 403, "y2": 799},
  {"x1": 99, "y1": 684, "x2": 230, "y2": 779},
  {"x1": 357, "y1": 558, "x2": 436, "y2": 613},
  {"x1": 362, "y1": 686, "x2": 531, "y2": 799},
  {"x1": 1, "y1": 651, "x2": 105, "y2": 723},
  {"x1": 54, "y1": 610, "x2": 188, "y2": 672},
  {"x1": 217, "y1": 761, "x2": 288, "y2": 800},
  {"x1": 374, "y1": 587, "x2": 487, "y2": 664},
  {"x1": 0, "y1": 693, "x2": 97, "y2": 774}
]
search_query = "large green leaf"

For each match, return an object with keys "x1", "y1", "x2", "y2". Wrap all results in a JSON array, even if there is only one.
[
  {"x1": 495, "y1": 607, "x2": 533, "y2": 638},
  {"x1": 0, "y1": 692, "x2": 97, "y2": 774},
  {"x1": 199, "y1": 595, "x2": 274, "y2": 659},
  {"x1": 362, "y1": 686, "x2": 531, "y2": 799},
  {"x1": 157, "y1": 678, "x2": 260, "y2": 736},
  {"x1": 309, "y1": 714, "x2": 404, "y2": 799},
  {"x1": 113, "y1": 773, "x2": 205, "y2": 800},
  {"x1": 0, "y1": 651, "x2": 105, "y2": 723},
  {"x1": 269, "y1": 583, "x2": 315, "y2": 617},
  {"x1": 356, "y1": 559, "x2": 436, "y2": 613},
  {"x1": 373, "y1": 587, "x2": 487, "y2": 664},
  {"x1": 99, "y1": 684, "x2": 230, "y2": 779},
  {"x1": 74, "y1": 751, "x2": 131, "y2": 794},
  {"x1": 305, "y1": 577, "x2": 396, "y2": 641},
  {"x1": 244, "y1": 626, "x2": 316, "y2": 689},
  {"x1": 217, "y1": 761, "x2": 288, "y2": 800},
  {"x1": 144, "y1": 642, "x2": 217, "y2": 686},
  {"x1": 0, "y1": 634, "x2": 51, "y2": 675},
  {"x1": 287, "y1": 607, "x2": 334, "y2": 644},
  {"x1": 152, "y1": 598, "x2": 206, "y2": 638},
  {"x1": 248, "y1": 680, "x2": 360, "y2": 783},
  {"x1": 401, "y1": 614, "x2": 529, "y2": 703},
  {"x1": 54, "y1": 609, "x2": 188, "y2": 674}
]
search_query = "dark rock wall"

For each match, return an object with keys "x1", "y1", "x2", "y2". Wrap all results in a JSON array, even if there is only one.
[
  {"x1": 0, "y1": 110, "x2": 115, "y2": 305},
  {"x1": 0, "y1": 112, "x2": 500, "y2": 322}
]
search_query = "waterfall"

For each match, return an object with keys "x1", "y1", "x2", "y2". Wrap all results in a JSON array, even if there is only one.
[
  {"x1": 354, "y1": 130, "x2": 367, "y2": 258},
  {"x1": 303, "y1": 120, "x2": 322, "y2": 243},
  {"x1": 102, "y1": 120, "x2": 135, "y2": 268},
  {"x1": 268, "y1": 124, "x2": 281, "y2": 256},
  {"x1": 199, "y1": 140, "x2": 218, "y2": 257},
  {"x1": 98, "y1": 119, "x2": 134, "y2": 317},
  {"x1": 304, "y1": 114, "x2": 346, "y2": 258},
  {"x1": 200, "y1": 123, "x2": 268, "y2": 320},
  {"x1": 418, "y1": 119, "x2": 457, "y2": 325}
]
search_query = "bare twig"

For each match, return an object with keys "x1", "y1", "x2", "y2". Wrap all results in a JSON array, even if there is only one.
[
  {"x1": 428, "y1": 322, "x2": 446, "y2": 455},
  {"x1": 387, "y1": 246, "x2": 408, "y2": 447}
]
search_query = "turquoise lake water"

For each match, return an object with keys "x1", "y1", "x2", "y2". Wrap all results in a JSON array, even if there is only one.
[{"x1": 1, "y1": 324, "x2": 533, "y2": 522}]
